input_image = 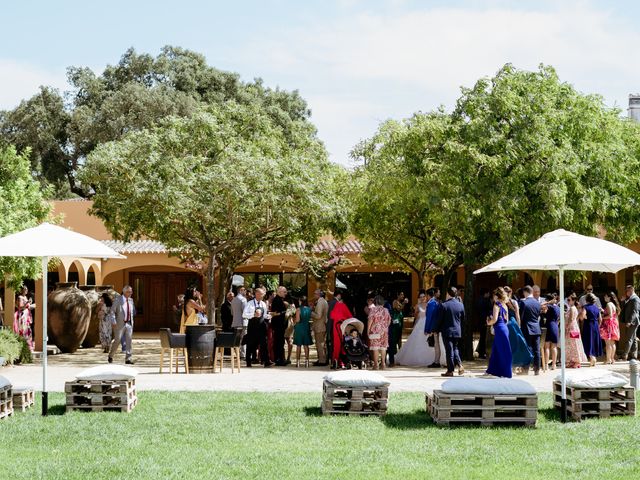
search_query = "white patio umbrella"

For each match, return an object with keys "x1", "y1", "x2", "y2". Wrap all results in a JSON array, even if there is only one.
[
  {"x1": 475, "y1": 228, "x2": 640, "y2": 421},
  {"x1": 0, "y1": 223, "x2": 125, "y2": 415}
]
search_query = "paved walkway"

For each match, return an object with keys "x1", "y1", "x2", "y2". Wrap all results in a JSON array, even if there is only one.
[{"x1": 0, "y1": 338, "x2": 633, "y2": 394}]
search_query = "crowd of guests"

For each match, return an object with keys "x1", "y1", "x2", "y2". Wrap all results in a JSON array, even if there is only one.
[{"x1": 479, "y1": 283, "x2": 640, "y2": 378}]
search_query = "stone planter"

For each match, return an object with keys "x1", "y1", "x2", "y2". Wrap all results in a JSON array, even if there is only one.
[
  {"x1": 47, "y1": 282, "x2": 91, "y2": 353},
  {"x1": 79, "y1": 285, "x2": 116, "y2": 348}
]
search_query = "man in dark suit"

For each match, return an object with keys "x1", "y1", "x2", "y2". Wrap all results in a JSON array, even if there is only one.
[
  {"x1": 435, "y1": 286, "x2": 465, "y2": 377},
  {"x1": 620, "y1": 285, "x2": 640, "y2": 360},
  {"x1": 520, "y1": 285, "x2": 542, "y2": 374}
]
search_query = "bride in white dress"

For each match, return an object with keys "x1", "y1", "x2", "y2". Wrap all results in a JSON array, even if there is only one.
[{"x1": 395, "y1": 292, "x2": 446, "y2": 367}]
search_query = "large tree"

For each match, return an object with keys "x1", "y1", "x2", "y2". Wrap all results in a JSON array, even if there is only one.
[
  {"x1": 1, "y1": 46, "x2": 313, "y2": 198},
  {"x1": 80, "y1": 102, "x2": 347, "y2": 321},
  {"x1": 0, "y1": 146, "x2": 51, "y2": 288},
  {"x1": 350, "y1": 111, "x2": 461, "y2": 290},
  {"x1": 352, "y1": 64, "x2": 640, "y2": 358}
]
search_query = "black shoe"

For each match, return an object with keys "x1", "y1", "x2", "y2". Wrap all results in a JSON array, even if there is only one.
[
  {"x1": 264, "y1": 362, "x2": 274, "y2": 368},
  {"x1": 285, "y1": 360, "x2": 291, "y2": 365},
  {"x1": 275, "y1": 360, "x2": 287, "y2": 366},
  {"x1": 427, "y1": 362, "x2": 441, "y2": 368},
  {"x1": 107, "y1": 357, "x2": 113, "y2": 364},
  {"x1": 125, "y1": 359, "x2": 134, "y2": 365},
  {"x1": 246, "y1": 363, "x2": 252, "y2": 368},
  {"x1": 313, "y1": 362, "x2": 328, "y2": 367}
]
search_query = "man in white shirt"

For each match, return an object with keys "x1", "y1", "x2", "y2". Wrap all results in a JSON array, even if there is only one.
[
  {"x1": 579, "y1": 285, "x2": 602, "y2": 308},
  {"x1": 242, "y1": 287, "x2": 272, "y2": 367},
  {"x1": 231, "y1": 286, "x2": 248, "y2": 358},
  {"x1": 108, "y1": 285, "x2": 136, "y2": 364}
]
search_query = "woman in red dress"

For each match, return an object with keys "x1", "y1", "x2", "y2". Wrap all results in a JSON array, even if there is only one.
[{"x1": 329, "y1": 297, "x2": 352, "y2": 369}]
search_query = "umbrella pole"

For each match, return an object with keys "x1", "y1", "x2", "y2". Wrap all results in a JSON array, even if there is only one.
[
  {"x1": 559, "y1": 267, "x2": 567, "y2": 423},
  {"x1": 41, "y1": 257, "x2": 48, "y2": 416}
]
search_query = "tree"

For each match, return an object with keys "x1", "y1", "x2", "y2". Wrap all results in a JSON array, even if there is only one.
[
  {"x1": 0, "y1": 87, "x2": 72, "y2": 198},
  {"x1": 0, "y1": 146, "x2": 51, "y2": 288},
  {"x1": 80, "y1": 102, "x2": 347, "y2": 321},
  {"x1": 352, "y1": 64, "x2": 640, "y2": 359},
  {"x1": 437, "y1": 64, "x2": 640, "y2": 357},
  {"x1": 1, "y1": 46, "x2": 314, "y2": 198},
  {"x1": 350, "y1": 112, "x2": 461, "y2": 290}
]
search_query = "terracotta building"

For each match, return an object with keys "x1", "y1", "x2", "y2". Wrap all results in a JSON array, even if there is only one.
[{"x1": 2, "y1": 200, "x2": 635, "y2": 350}]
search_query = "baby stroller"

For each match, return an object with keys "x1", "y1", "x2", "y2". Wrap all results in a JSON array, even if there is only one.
[{"x1": 341, "y1": 318, "x2": 369, "y2": 369}]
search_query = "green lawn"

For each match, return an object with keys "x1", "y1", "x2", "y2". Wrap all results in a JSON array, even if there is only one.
[{"x1": 0, "y1": 391, "x2": 637, "y2": 479}]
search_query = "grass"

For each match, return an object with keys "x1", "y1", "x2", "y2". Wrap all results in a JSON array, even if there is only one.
[{"x1": 0, "y1": 392, "x2": 638, "y2": 480}]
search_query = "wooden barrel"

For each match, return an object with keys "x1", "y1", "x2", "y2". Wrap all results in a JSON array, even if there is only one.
[{"x1": 185, "y1": 325, "x2": 216, "y2": 373}]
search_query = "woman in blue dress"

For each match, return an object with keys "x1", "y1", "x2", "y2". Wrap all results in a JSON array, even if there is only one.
[
  {"x1": 293, "y1": 297, "x2": 313, "y2": 368},
  {"x1": 504, "y1": 286, "x2": 533, "y2": 372},
  {"x1": 580, "y1": 293, "x2": 603, "y2": 366},
  {"x1": 485, "y1": 287, "x2": 513, "y2": 378},
  {"x1": 542, "y1": 293, "x2": 560, "y2": 371}
]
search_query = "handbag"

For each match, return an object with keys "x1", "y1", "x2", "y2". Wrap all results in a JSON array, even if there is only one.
[
  {"x1": 369, "y1": 333, "x2": 381, "y2": 340},
  {"x1": 569, "y1": 330, "x2": 580, "y2": 339},
  {"x1": 427, "y1": 335, "x2": 435, "y2": 347}
]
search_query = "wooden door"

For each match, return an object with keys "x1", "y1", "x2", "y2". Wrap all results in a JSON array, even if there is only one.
[{"x1": 130, "y1": 272, "x2": 203, "y2": 331}]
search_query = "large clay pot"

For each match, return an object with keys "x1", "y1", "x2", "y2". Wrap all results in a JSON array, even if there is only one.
[
  {"x1": 47, "y1": 282, "x2": 91, "y2": 353},
  {"x1": 79, "y1": 285, "x2": 116, "y2": 348}
]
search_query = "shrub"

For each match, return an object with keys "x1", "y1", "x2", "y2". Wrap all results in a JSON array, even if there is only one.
[
  {"x1": 0, "y1": 329, "x2": 21, "y2": 365},
  {"x1": 15, "y1": 335, "x2": 33, "y2": 364}
]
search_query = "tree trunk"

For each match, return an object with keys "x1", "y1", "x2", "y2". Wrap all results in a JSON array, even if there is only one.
[
  {"x1": 462, "y1": 263, "x2": 475, "y2": 360},
  {"x1": 442, "y1": 266, "x2": 456, "y2": 292},
  {"x1": 206, "y1": 255, "x2": 216, "y2": 325},
  {"x1": 417, "y1": 271, "x2": 426, "y2": 292}
]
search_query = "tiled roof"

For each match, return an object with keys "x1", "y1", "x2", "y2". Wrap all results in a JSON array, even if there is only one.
[
  {"x1": 101, "y1": 240, "x2": 168, "y2": 254},
  {"x1": 101, "y1": 238, "x2": 364, "y2": 255},
  {"x1": 292, "y1": 239, "x2": 363, "y2": 254}
]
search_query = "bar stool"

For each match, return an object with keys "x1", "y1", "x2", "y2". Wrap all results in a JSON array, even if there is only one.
[
  {"x1": 159, "y1": 328, "x2": 189, "y2": 374},
  {"x1": 214, "y1": 328, "x2": 243, "y2": 373}
]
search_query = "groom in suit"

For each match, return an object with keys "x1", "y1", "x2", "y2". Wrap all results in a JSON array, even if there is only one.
[
  {"x1": 435, "y1": 286, "x2": 465, "y2": 377},
  {"x1": 520, "y1": 285, "x2": 542, "y2": 374}
]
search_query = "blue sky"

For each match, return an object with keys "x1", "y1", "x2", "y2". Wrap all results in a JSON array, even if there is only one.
[{"x1": 2, "y1": 1, "x2": 640, "y2": 165}]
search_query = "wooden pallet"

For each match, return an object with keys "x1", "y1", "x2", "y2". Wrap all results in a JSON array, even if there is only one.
[
  {"x1": 12, "y1": 388, "x2": 34, "y2": 412},
  {"x1": 0, "y1": 385, "x2": 11, "y2": 402},
  {"x1": 65, "y1": 379, "x2": 135, "y2": 395},
  {"x1": 427, "y1": 390, "x2": 537, "y2": 426},
  {"x1": 553, "y1": 381, "x2": 636, "y2": 421},
  {"x1": 65, "y1": 379, "x2": 137, "y2": 413},
  {"x1": 0, "y1": 385, "x2": 13, "y2": 420},
  {"x1": 322, "y1": 381, "x2": 388, "y2": 416}
]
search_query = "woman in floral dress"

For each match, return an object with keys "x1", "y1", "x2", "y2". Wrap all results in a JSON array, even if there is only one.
[
  {"x1": 98, "y1": 293, "x2": 115, "y2": 353},
  {"x1": 367, "y1": 295, "x2": 391, "y2": 370},
  {"x1": 13, "y1": 286, "x2": 34, "y2": 351},
  {"x1": 565, "y1": 294, "x2": 588, "y2": 368}
]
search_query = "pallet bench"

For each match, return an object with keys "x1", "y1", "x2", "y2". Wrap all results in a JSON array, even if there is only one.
[
  {"x1": 322, "y1": 380, "x2": 388, "y2": 416},
  {"x1": 553, "y1": 380, "x2": 636, "y2": 421},
  {"x1": 0, "y1": 384, "x2": 13, "y2": 420},
  {"x1": 427, "y1": 390, "x2": 537, "y2": 426},
  {"x1": 65, "y1": 379, "x2": 137, "y2": 413},
  {"x1": 12, "y1": 388, "x2": 34, "y2": 412}
]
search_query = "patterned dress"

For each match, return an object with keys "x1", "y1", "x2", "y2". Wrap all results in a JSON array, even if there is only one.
[
  {"x1": 565, "y1": 306, "x2": 588, "y2": 368},
  {"x1": 367, "y1": 305, "x2": 391, "y2": 350},
  {"x1": 599, "y1": 302, "x2": 620, "y2": 341},
  {"x1": 98, "y1": 302, "x2": 115, "y2": 351},
  {"x1": 13, "y1": 294, "x2": 34, "y2": 351}
]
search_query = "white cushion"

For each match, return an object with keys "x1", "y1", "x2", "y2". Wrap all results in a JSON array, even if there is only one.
[
  {"x1": 0, "y1": 375, "x2": 11, "y2": 389},
  {"x1": 441, "y1": 377, "x2": 536, "y2": 395},
  {"x1": 324, "y1": 370, "x2": 390, "y2": 388},
  {"x1": 554, "y1": 369, "x2": 628, "y2": 388},
  {"x1": 75, "y1": 365, "x2": 138, "y2": 381}
]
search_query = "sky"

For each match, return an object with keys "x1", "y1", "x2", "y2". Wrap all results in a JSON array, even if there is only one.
[{"x1": 2, "y1": 0, "x2": 640, "y2": 167}]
